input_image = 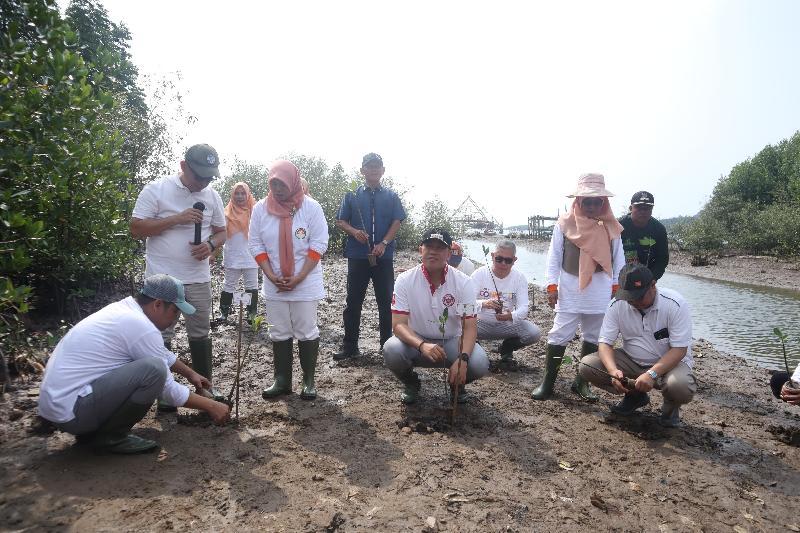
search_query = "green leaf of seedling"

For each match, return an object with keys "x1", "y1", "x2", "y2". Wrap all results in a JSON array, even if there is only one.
[
  {"x1": 482, "y1": 245, "x2": 490, "y2": 255},
  {"x1": 774, "y1": 327, "x2": 788, "y2": 341},
  {"x1": 562, "y1": 355, "x2": 572, "y2": 366}
]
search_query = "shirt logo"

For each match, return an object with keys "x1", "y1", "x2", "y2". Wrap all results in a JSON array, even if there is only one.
[
  {"x1": 479, "y1": 288, "x2": 490, "y2": 298},
  {"x1": 294, "y1": 227, "x2": 307, "y2": 240},
  {"x1": 442, "y1": 293, "x2": 455, "y2": 307}
]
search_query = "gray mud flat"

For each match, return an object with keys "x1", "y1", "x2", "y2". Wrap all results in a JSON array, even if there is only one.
[{"x1": 2, "y1": 252, "x2": 800, "y2": 532}]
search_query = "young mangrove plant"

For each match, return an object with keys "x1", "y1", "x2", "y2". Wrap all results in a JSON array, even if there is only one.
[
  {"x1": 481, "y1": 244, "x2": 503, "y2": 312},
  {"x1": 774, "y1": 327, "x2": 798, "y2": 388}
]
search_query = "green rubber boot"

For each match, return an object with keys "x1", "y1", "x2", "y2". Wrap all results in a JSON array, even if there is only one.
[
  {"x1": 532, "y1": 344, "x2": 566, "y2": 400},
  {"x1": 298, "y1": 338, "x2": 319, "y2": 400},
  {"x1": 262, "y1": 339, "x2": 293, "y2": 398},
  {"x1": 398, "y1": 369, "x2": 422, "y2": 404},
  {"x1": 219, "y1": 291, "x2": 233, "y2": 320},
  {"x1": 158, "y1": 339, "x2": 177, "y2": 413},
  {"x1": 499, "y1": 337, "x2": 525, "y2": 362},
  {"x1": 90, "y1": 399, "x2": 159, "y2": 454},
  {"x1": 246, "y1": 289, "x2": 259, "y2": 321},
  {"x1": 189, "y1": 337, "x2": 224, "y2": 401},
  {"x1": 571, "y1": 341, "x2": 599, "y2": 402}
]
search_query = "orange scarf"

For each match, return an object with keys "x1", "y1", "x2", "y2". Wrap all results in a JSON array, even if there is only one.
[
  {"x1": 265, "y1": 160, "x2": 305, "y2": 278},
  {"x1": 224, "y1": 182, "x2": 256, "y2": 238},
  {"x1": 558, "y1": 198, "x2": 623, "y2": 289}
]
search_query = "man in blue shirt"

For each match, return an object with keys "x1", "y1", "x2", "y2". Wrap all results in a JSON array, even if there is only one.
[{"x1": 335, "y1": 153, "x2": 407, "y2": 359}]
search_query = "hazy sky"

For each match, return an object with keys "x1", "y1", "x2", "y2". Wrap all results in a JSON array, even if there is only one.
[{"x1": 93, "y1": 0, "x2": 800, "y2": 226}]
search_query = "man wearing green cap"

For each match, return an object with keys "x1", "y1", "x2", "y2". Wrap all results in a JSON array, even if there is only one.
[
  {"x1": 38, "y1": 274, "x2": 231, "y2": 454},
  {"x1": 130, "y1": 144, "x2": 227, "y2": 404}
]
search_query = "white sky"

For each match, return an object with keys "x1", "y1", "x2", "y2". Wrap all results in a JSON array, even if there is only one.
[{"x1": 94, "y1": 0, "x2": 800, "y2": 226}]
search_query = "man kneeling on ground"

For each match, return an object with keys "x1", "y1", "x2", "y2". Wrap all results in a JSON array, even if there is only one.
[
  {"x1": 383, "y1": 229, "x2": 490, "y2": 404},
  {"x1": 578, "y1": 264, "x2": 696, "y2": 427},
  {"x1": 38, "y1": 274, "x2": 231, "y2": 454}
]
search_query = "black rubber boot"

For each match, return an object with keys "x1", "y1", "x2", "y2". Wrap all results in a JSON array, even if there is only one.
[
  {"x1": 189, "y1": 337, "x2": 224, "y2": 401},
  {"x1": 532, "y1": 344, "x2": 566, "y2": 400},
  {"x1": 499, "y1": 337, "x2": 525, "y2": 362},
  {"x1": 298, "y1": 338, "x2": 319, "y2": 400},
  {"x1": 219, "y1": 291, "x2": 233, "y2": 320},
  {"x1": 398, "y1": 369, "x2": 422, "y2": 404},
  {"x1": 158, "y1": 339, "x2": 177, "y2": 413},
  {"x1": 90, "y1": 400, "x2": 159, "y2": 454},
  {"x1": 571, "y1": 341, "x2": 599, "y2": 402},
  {"x1": 262, "y1": 339, "x2": 293, "y2": 398},
  {"x1": 246, "y1": 289, "x2": 259, "y2": 321}
]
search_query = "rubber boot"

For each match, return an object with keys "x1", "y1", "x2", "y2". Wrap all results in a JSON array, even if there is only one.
[
  {"x1": 571, "y1": 341, "x2": 599, "y2": 402},
  {"x1": 499, "y1": 337, "x2": 525, "y2": 362},
  {"x1": 158, "y1": 339, "x2": 177, "y2": 413},
  {"x1": 90, "y1": 399, "x2": 159, "y2": 454},
  {"x1": 219, "y1": 291, "x2": 233, "y2": 320},
  {"x1": 262, "y1": 339, "x2": 293, "y2": 398},
  {"x1": 298, "y1": 338, "x2": 319, "y2": 400},
  {"x1": 398, "y1": 369, "x2": 422, "y2": 404},
  {"x1": 532, "y1": 344, "x2": 566, "y2": 400},
  {"x1": 189, "y1": 337, "x2": 224, "y2": 401},
  {"x1": 246, "y1": 289, "x2": 259, "y2": 321}
]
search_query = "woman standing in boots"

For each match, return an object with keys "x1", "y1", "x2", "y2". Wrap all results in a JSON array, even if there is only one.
[
  {"x1": 219, "y1": 182, "x2": 259, "y2": 321},
  {"x1": 532, "y1": 173, "x2": 625, "y2": 401},
  {"x1": 248, "y1": 161, "x2": 329, "y2": 400}
]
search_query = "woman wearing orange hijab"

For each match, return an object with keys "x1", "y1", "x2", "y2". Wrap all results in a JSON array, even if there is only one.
[
  {"x1": 219, "y1": 182, "x2": 258, "y2": 320},
  {"x1": 248, "y1": 161, "x2": 329, "y2": 400},
  {"x1": 532, "y1": 173, "x2": 625, "y2": 401}
]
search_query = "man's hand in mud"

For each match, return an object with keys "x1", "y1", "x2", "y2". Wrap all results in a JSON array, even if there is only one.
[{"x1": 208, "y1": 401, "x2": 231, "y2": 425}]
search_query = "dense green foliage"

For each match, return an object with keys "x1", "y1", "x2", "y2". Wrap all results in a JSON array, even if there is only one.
[
  {"x1": 417, "y1": 197, "x2": 456, "y2": 243},
  {"x1": 673, "y1": 132, "x2": 800, "y2": 256}
]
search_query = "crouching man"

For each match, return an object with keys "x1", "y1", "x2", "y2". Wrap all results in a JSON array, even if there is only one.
[
  {"x1": 38, "y1": 274, "x2": 231, "y2": 454},
  {"x1": 382, "y1": 229, "x2": 490, "y2": 404},
  {"x1": 578, "y1": 264, "x2": 696, "y2": 427}
]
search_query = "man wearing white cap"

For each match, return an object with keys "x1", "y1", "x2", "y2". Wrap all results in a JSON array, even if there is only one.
[{"x1": 38, "y1": 275, "x2": 231, "y2": 454}]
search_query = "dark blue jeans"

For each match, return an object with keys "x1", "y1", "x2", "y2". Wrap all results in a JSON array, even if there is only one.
[{"x1": 342, "y1": 257, "x2": 395, "y2": 350}]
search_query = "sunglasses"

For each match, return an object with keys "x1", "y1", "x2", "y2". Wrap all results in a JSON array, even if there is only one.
[
  {"x1": 494, "y1": 256, "x2": 514, "y2": 264},
  {"x1": 581, "y1": 198, "x2": 604, "y2": 207}
]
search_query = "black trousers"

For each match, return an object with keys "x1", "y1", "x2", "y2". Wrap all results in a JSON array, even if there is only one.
[{"x1": 342, "y1": 258, "x2": 395, "y2": 350}]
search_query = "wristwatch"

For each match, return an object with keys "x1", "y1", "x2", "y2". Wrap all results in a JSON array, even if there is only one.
[
  {"x1": 381, "y1": 239, "x2": 390, "y2": 246},
  {"x1": 459, "y1": 352, "x2": 470, "y2": 362},
  {"x1": 646, "y1": 369, "x2": 658, "y2": 380}
]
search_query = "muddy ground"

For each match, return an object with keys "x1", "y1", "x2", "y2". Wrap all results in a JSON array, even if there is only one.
[{"x1": 3, "y1": 250, "x2": 800, "y2": 532}]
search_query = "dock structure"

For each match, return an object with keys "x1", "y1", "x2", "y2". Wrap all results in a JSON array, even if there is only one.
[
  {"x1": 527, "y1": 215, "x2": 558, "y2": 239},
  {"x1": 452, "y1": 196, "x2": 502, "y2": 236}
]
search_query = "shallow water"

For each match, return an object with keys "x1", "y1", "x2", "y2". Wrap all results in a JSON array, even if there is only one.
[{"x1": 461, "y1": 239, "x2": 800, "y2": 370}]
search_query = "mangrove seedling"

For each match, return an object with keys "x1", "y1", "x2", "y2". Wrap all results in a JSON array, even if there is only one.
[
  {"x1": 774, "y1": 327, "x2": 798, "y2": 388},
  {"x1": 438, "y1": 307, "x2": 449, "y2": 398}
]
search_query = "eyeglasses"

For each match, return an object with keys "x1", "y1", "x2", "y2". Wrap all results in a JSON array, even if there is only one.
[
  {"x1": 494, "y1": 256, "x2": 514, "y2": 264},
  {"x1": 581, "y1": 198, "x2": 604, "y2": 207}
]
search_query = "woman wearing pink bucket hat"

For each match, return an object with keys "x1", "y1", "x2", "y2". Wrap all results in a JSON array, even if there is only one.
[{"x1": 532, "y1": 173, "x2": 626, "y2": 401}]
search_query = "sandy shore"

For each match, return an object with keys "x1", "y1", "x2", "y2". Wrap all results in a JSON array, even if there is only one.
[{"x1": 2, "y1": 251, "x2": 800, "y2": 531}]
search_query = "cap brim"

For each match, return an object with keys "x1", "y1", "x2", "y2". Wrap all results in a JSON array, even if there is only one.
[
  {"x1": 187, "y1": 161, "x2": 220, "y2": 179},
  {"x1": 631, "y1": 201, "x2": 654, "y2": 206},
  {"x1": 422, "y1": 237, "x2": 450, "y2": 246},
  {"x1": 614, "y1": 286, "x2": 649, "y2": 302},
  {"x1": 175, "y1": 300, "x2": 196, "y2": 315}
]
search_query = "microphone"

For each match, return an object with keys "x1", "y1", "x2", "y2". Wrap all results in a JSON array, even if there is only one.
[{"x1": 193, "y1": 201, "x2": 205, "y2": 245}]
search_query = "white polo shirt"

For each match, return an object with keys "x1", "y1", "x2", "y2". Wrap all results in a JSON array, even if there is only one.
[
  {"x1": 132, "y1": 174, "x2": 225, "y2": 284},
  {"x1": 38, "y1": 297, "x2": 190, "y2": 424},
  {"x1": 248, "y1": 197, "x2": 329, "y2": 302},
  {"x1": 223, "y1": 232, "x2": 258, "y2": 269},
  {"x1": 392, "y1": 264, "x2": 478, "y2": 340},
  {"x1": 471, "y1": 266, "x2": 530, "y2": 323},
  {"x1": 599, "y1": 287, "x2": 693, "y2": 368}
]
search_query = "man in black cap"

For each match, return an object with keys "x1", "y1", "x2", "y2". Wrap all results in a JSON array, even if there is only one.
[
  {"x1": 382, "y1": 229, "x2": 490, "y2": 404},
  {"x1": 38, "y1": 275, "x2": 230, "y2": 454},
  {"x1": 130, "y1": 144, "x2": 227, "y2": 405},
  {"x1": 577, "y1": 264, "x2": 696, "y2": 427},
  {"x1": 334, "y1": 153, "x2": 407, "y2": 359},
  {"x1": 619, "y1": 191, "x2": 669, "y2": 280}
]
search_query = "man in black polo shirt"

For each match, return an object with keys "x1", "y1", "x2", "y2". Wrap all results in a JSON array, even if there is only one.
[
  {"x1": 334, "y1": 153, "x2": 407, "y2": 359},
  {"x1": 619, "y1": 191, "x2": 669, "y2": 280}
]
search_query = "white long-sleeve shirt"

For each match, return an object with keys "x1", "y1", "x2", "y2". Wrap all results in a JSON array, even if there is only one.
[
  {"x1": 545, "y1": 224, "x2": 625, "y2": 314},
  {"x1": 471, "y1": 266, "x2": 530, "y2": 323},
  {"x1": 248, "y1": 197, "x2": 329, "y2": 302},
  {"x1": 38, "y1": 297, "x2": 190, "y2": 423}
]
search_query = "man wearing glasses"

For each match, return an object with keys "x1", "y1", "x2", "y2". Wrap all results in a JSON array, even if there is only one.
[
  {"x1": 619, "y1": 191, "x2": 669, "y2": 280},
  {"x1": 471, "y1": 240, "x2": 540, "y2": 363},
  {"x1": 130, "y1": 144, "x2": 227, "y2": 404}
]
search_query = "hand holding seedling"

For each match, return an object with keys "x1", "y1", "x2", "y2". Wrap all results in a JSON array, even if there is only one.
[
  {"x1": 781, "y1": 384, "x2": 800, "y2": 405},
  {"x1": 353, "y1": 229, "x2": 370, "y2": 244},
  {"x1": 634, "y1": 372, "x2": 656, "y2": 393},
  {"x1": 448, "y1": 358, "x2": 468, "y2": 385},
  {"x1": 494, "y1": 310, "x2": 512, "y2": 322}
]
